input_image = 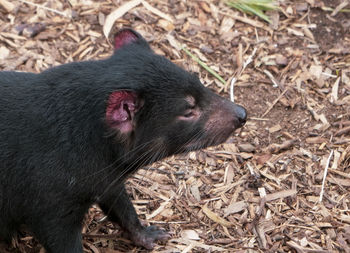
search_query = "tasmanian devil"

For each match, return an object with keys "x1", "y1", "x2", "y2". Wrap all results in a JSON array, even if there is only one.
[{"x1": 0, "y1": 29, "x2": 246, "y2": 252}]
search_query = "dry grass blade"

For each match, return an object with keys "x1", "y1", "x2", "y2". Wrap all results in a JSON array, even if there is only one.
[
  {"x1": 261, "y1": 88, "x2": 288, "y2": 117},
  {"x1": 18, "y1": 0, "x2": 71, "y2": 18},
  {"x1": 142, "y1": 1, "x2": 173, "y2": 22},
  {"x1": 319, "y1": 150, "x2": 333, "y2": 203},
  {"x1": 321, "y1": 0, "x2": 350, "y2": 15},
  {"x1": 229, "y1": 47, "x2": 257, "y2": 102}
]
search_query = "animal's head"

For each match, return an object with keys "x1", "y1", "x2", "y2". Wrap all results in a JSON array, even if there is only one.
[{"x1": 104, "y1": 29, "x2": 247, "y2": 165}]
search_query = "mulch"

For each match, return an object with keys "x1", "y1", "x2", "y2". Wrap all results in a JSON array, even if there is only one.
[{"x1": 0, "y1": 0, "x2": 349, "y2": 252}]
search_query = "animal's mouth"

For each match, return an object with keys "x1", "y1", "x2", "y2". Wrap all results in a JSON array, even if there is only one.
[{"x1": 182, "y1": 127, "x2": 243, "y2": 152}]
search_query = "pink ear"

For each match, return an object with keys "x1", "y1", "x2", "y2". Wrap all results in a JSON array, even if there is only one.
[
  {"x1": 114, "y1": 29, "x2": 139, "y2": 50},
  {"x1": 106, "y1": 91, "x2": 141, "y2": 134}
]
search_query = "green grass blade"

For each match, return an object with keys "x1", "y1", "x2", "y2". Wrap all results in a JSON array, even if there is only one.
[
  {"x1": 181, "y1": 47, "x2": 226, "y2": 84},
  {"x1": 226, "y1": 0, "x2": 279, "y2": 23},
  {"x1": 240, "y1": 3, "x2": 272, "y2": 22}
]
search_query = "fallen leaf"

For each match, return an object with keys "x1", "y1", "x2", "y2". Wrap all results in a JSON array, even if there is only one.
[
  {"x1": 181, "y1": 230, "x2": 200, "y2": 240},
  {"x1": 103, "y1": 0, "x2": 142, "y2": 39}
]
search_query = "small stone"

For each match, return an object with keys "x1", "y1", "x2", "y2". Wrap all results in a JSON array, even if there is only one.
[
  {"x1": 200, "y1": 45, "x2": 214, "y2": 54},
  {"x1": 238, "y1": 143, "x2": 255, "y2": 153},
  {"x1": 276, "y1": 54, "x2": 288, "y2": 65},
  {"x1": 239, "y1": 152, "x2": 253, "y2": 159},
  {"x1": 0, "y1": 46, "x2": 10, "y2": 60},
  {"x1": 295, "y1": 3, "x2": 308, "y2": 12}
]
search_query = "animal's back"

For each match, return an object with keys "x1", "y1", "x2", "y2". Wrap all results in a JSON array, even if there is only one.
[
  {"x1": 0, "y1": 68, "x2": 115, "y2": 242},
  {"x1": 0, "y1": 71, "x2": 72, "y2": 240},
  {"x1": 0, "y1": 71, "x2": 40, "y2": 161},
  {"x1": 0, "y1": 72, "x2": 38, "y2": 239},
  {"x1": 0, "y1": 71, "x2": 37, "y2": 164}
]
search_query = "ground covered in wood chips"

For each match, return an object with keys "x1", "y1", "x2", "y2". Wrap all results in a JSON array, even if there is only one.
[{"x1": 0, "y1": 0, "x2": 349, "y2": 252}]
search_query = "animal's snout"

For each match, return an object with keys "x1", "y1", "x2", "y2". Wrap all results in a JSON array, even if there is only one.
[
  {"x1": 208, "y1": 93, "x2": 247, "y2": 131},
  {"x1": 233, "y1": 104, "x2": 247, "y2": 127}
]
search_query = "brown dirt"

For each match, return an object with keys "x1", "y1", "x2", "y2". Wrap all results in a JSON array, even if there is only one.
[
  {"x1": 310, "y1": 0, "x2": 350, "y2": 52},
  {"x1": 0, "y1": 0, "x2": 349, "y2": 252}
]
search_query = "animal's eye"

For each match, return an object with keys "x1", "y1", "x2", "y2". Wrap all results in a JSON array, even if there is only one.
[
  {"x1": 177, "y1": 105, "x2": 200, "y2": 121},
  {"x1": 183, "y1": 109, "x2": 195, "y2": 118}
]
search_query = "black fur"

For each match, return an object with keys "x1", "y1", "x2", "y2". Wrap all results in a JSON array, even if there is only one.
[{"x1": 0, "y1": 29, "x2": 246, "y2": 252}]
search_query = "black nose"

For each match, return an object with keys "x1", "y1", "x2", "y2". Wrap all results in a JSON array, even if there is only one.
[{"x1": 234, "y1": 104, "x2": 247, "y2": 125}]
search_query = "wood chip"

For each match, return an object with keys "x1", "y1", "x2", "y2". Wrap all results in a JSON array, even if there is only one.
[
  {"x1": 0, "y1": 0, "x2": 15, "y2": 12},
  {"x1": 202, "y1": 204, "x2": 232, "y2": 227}
]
